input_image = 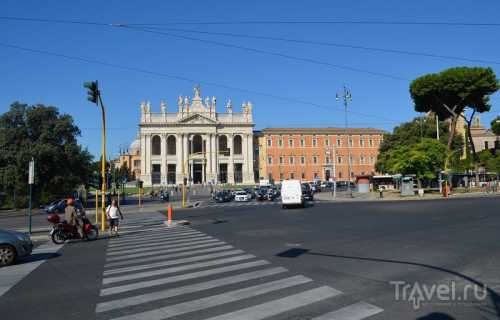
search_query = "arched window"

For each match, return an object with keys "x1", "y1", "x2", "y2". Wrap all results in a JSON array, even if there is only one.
[
  {"x1": 219, "y1": 135, "x2": 228, "y2": 156},
  {"x1": 151, "y1": 135, "x2": 161, "y2": 155},
  {"x1": 167, "y1": 135, "x2": 176, "y2": 155},
  {"x1": 192, "y1": 135, "x2": 203, "y2": 154},
  {"x1": 233, "y1": 135, "x2": 242, "y2": 155}
]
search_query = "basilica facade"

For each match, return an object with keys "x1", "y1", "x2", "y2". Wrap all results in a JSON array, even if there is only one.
[{"x1": 139, "y1": 85, "x2": 255, "y2": 186}]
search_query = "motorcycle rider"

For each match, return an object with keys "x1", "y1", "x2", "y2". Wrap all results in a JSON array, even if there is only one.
[{"x1": 64, "y1": 197, "x2": 81, "y2": 237}]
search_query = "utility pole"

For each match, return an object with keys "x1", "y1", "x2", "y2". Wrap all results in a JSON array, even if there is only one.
[
  {"x1": 84, "y1": 81, "x2": 107, "y2": 232},
  {"x1": 336, "y1": 86, "x2": 353, "y2": 198},
  {"x1": 28, "y1": 158, "x2": 34, "y2": 234},
  {"x1": 436, "y1": 114, "x2": 440, "y2": 141}
]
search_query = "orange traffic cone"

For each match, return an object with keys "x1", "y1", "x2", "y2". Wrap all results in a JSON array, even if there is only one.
[{"x1": 167, "y1": 205, "x2": 173, "y2": 225}]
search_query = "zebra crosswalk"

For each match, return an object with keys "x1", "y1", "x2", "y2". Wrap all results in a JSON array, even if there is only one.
[{"x1": 95, "y1": 216, "x2": 383, "y2": 320}]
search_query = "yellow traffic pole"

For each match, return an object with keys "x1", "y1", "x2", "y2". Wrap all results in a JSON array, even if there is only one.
[
  {"x1": 98, "y1": 95, "x2": 107, "y2": 232},
  {"x1": 182, "y1": 184, "x2": 186, "y2": 208},
  {"x1": 95, "y1": 190, "x2": 98, "y2": 225},
  {"x1": 138, "y1": 188, "x2": 142, "y2": 208}
]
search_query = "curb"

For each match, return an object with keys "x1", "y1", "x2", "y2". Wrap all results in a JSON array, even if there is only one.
[{"x1": 314, "y1": 192, "x2": 500, "y2": 203}]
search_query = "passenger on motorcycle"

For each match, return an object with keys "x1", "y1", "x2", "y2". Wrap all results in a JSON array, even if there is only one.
[
  {"x1": 64, "y1": 197, "x2": 81, "y2": 237},
  {"x1": 106, "y1": 199, "x2": 124, "y2": 236}
]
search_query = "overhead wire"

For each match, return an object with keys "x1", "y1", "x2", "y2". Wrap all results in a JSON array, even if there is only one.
[{"x1": 0, "y1": 42, "x2": 405, "y2": 123}]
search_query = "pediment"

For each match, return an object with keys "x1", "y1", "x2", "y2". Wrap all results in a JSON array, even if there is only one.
[{"x1": 178, "y1": 113, "x2": 216, "y2": 125}]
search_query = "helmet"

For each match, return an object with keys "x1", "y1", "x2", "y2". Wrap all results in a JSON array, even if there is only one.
[{"x1": 67, "y1": 198, "x2": 74, "y2": 206}]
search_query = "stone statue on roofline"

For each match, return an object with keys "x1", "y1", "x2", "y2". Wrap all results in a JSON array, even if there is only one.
[
  {"x1": 145, "y1": 101, "x2": 151, "y2": 113},
  {"x1": 178, "y1": 95, "x2": 183, "y2": 113},
  {"x1": 140, "y1": 101, "x2": 146, "y2": 114},
  {"x1": 226, "y1": 99, "x2": 233, "y2": 113},
  {"x1": 160, "y1": 100, "x2": 167, "y2": 113},
  {"x1": 194, "y1": 84, "x2": 201, "y2": 99}
]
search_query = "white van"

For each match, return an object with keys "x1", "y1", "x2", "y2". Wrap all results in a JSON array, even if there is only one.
[{"x1": 280, "y1": 180, "x2": 304, "y2": 208}]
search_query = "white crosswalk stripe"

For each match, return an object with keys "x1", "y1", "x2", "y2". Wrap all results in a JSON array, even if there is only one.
[
  {"x1": 311, "y1": 302, "x2": 384, "y2": 320},
  {"x1": 96, "y1": 223, "x2": 384, "y2": 320},
  {"x1": 108, "y1": 275, "x2": 312, "y2": 320}
]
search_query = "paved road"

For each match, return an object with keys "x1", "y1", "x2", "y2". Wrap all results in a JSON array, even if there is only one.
[{"x1": 1, "y1": 197, "x2": 500, "y2": 319}]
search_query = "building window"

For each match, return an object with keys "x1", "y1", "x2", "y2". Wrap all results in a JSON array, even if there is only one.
[
  {"x1": 325, "y1": 138, "x2": 329, "y2": 146},
  {"x1": 351, "y1": 172, "x2": 355, "y2": 178},
  {"x1": 370, "y1": 156, "x2": 375, "y2": 164},
  {"x1": 325, "y1": 156, "x2": 330, "y2": 164},
  {"x1": 279, "y1": 173, "x2": 284, "y2": 180},
  {"x1": 279, "y1": 156, "x2": 284, "y2": 164},
  {"x1": 151, "y1": 135, "x2": 161, "y2": 155},
  {"x1": 313, "y1": 156, "x2": 318, "y2": 164},
  {"x1": 301, "y1": 172, "x2": 305, "y2": 179},
  {"x1": 233, "y1": 135, "x2": 243, "y2": 155},
  {"x1": 300, "y1": 138, "x2": 305, "y2": 147},
  {"x1": 360, "y1": 156, "x2": 365, "y2": 164},
  {"x1": 485, "y1": 141, "x2": 489, "y2": 149},
  {"x1": 267, "y1": 138, "x2": 272, "y2": 147},
  {"x1": 288, "y1": 139, "x2": 294, "y2": 147},
  {"x1": 336, "y1": 138, "x2": 341, "y2": 147},
  {"x1": 278, "y1": 138, "x2": 283, "y2": 147},
  {"x1": 349, "y1": 156, "x2": 354, "y2": 164},
  {"x1": 312, "y1": 137, "x2": 317, "y2": 147},
  {"x1": 133, "y1": 160, "x2": 140, "y2": 168},
  {"x1": 360, "y1": 136, "x2": 365, "y2": 147},
  {"x1": 349, "y1": 136, "x2": 353, "y2": 147},
  {"x1": 289, "y1": 156, "x2": 294, "y2": 164},
  {"x1": 314, "y1": 172, "x2": 318, "y2": 179},
  {"x1": 369, "y1": 136, "x2": 373, "y2": 147},
  {"x1": 267, "y1": 156, "x2": 273, "y2": 164},
  {"x1": 301, "y1": 156, "x2": 306, "y2": 164},
  {"x1": 219, "y1": 135, "x2": 229, "y2": 155},
  {"x1": 167, "y1": 135, "x2": 176, "y2": 155},
  {"x1": 290, "y1": 173, "x2": 295, "y2": 179},
  {"x1": 337, "y1": 156, "x2": 342, "y2": 164},
  {"x1": 361, "y1": 171, "x2": 365, "y2": 175},
  {"x1": 338, "y1": 172, "x2": 342, "y2": 179}
]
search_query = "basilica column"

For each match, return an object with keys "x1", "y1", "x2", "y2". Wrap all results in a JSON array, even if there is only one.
[
  {"x1": 246, "y1": 134, "x2": 254, "y2": 183},
  {"x1": 242, "y1": 134, "x2": 250, "y2": 184},
  {"x1": 183, "y1": 134, "x2": 189, "y2": 183},
  {"x1": 160, "y1": 134, "x2": 167, "y2": 185},
  {"x1": 140, "y1": 133, "x2": 147, "y2": 181},
  {"x1": 206, "y1": 134, "x2": 212, "y2": 182},
  {"x1": 145, "y1": 134, "x2": 152, "y2": 186},
  {"x1": 176, "y1": 134, "x2": 183, "y2": 184},
  {"x1": 228, "y1": 133, "x2": 235, "y2": 184},
  {"x1": 213, "y1": 134, "x2": 218, "y2": 183}
]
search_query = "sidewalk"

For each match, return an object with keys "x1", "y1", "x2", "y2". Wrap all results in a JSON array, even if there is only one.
[{"x1": 314, "y1": 190, "x2": 500, "y2": 202}]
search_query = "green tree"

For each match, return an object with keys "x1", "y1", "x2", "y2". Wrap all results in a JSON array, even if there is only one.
[
  {"x1": 377, "y1": 139, "x2": 447, "y2": 188},
  {"x1": 409, "y1": 67, "x2": 499, "y2": 158},
  {"x1": 0, "y1": 102, "x2": 94, "y2": 207},
  {"x1": 491, "y1": 116, "x2": 500, "y2": 136}
]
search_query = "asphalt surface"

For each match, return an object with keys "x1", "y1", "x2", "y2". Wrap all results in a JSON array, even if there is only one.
[{"x1": 0, "y1": 197, "x2": 499, "y2": 319}]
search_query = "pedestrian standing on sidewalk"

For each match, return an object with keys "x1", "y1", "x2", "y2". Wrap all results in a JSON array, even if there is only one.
[{"x1": 106, "y1": 199, "x2": 124, "y2": 237}]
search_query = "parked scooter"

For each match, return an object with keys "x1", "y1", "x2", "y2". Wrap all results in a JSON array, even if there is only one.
[{"x1": 47, "y1": 212, "x2": 98, "y2": 244}]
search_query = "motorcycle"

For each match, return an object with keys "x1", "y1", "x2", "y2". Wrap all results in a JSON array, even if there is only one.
[{"x1": 47, "y1": 212, "x2": 99, "y2": 244}]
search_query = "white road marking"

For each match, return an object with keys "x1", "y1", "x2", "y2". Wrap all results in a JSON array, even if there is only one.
[
  {"x1": 104, "y1": 245, "x2": 235, "y2": 268},
  {"x1": 0, "y1": 242, "x2": 64, "y2": 297},
  {"x1": 107, "y1": 275, "x2": 312, "y2": 320},
  {"x1": 105, "y1": 241, "x2": 227, "y2": 262},
  {"x1": 204, "y1": 286, "x2": 342, "y2": 320},
  {"x1": 106, "y1": 238, "x2": 220, "y2": 256},
  {"x1": 100, "y1": 260, "x2": 270, "y2": 296},
  {"x1": 103, "y1": 249, "x2": 245, "y2": 276},
  {"x1": 312, "y1": 301, "x2": 384, "y2": 320},
  {"x1": 107, "y1": 233, "x2": 207, "y2": 248},
  {"x1": 95, "y1": 266, "x2": 287, "y2": 313},
  {"x1": 107, "y1": 236, "x2": 214, "y2": 253},
  {"x1": 103, "y1": 254, "x2": 256, "y2": 285},
  {"x1": 110, "y1": 230, "x2": 201, "y2": 243}
]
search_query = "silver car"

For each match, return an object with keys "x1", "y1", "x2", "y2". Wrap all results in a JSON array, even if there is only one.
[{"x1": 0, "y1": 229, "x2": 33, "y2": 266}]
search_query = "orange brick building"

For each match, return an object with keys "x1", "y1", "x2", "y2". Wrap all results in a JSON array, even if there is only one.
[{"x1": 257, "y1": 128, "x2": 385, "y2": 182}]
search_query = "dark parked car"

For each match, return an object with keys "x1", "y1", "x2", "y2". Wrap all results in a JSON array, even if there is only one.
[
  {"x1": 302, "y1": 183, "x2": 314, "y2": 201},
  {"x1": 0, "y1": 229, "x2": 33, "y2": 266},
  {"x1": 45, "y1": 199, "x2": 84, "y2": 214},
  {"x1": 256, "y1": 186, "x2": 269, "y2": 201},
  {"x1": 214, "y1": 191, "x2": 232, "y2": 203},
  {"x1": 243, "y1": 188, "x2": 256, "y2": 199}
]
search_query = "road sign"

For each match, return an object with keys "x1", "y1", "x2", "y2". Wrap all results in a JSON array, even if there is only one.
[{"x1": 28, "y1": 158, "x2": 34, "y2": 185}]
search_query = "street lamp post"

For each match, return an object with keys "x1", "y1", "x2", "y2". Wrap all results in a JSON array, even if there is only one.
[
  {"x1": 336, "y1": 86, "x2": 353, "y2": 198},
  {"x1": 84, "y1": 81, "x2": 107, "y2": 232}
]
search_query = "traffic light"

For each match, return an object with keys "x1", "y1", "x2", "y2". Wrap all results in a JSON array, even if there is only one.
[{"x1": 84, "y1": 81, "x2": 99, "y2": 104}]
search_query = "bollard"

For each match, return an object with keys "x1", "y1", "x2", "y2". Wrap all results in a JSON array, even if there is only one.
[{"x1": 167, "y1": 204, "x2": 173, "y2": 226}]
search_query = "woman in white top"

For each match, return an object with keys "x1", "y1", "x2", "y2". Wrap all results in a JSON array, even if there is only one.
[{"x1": 106, "y1": 199, "x2": 124, "y2": 236}]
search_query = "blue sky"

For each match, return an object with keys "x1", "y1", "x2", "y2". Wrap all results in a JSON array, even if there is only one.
[{"x1": 1, "y1": 0, "x2": 499, "y2": 159}]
